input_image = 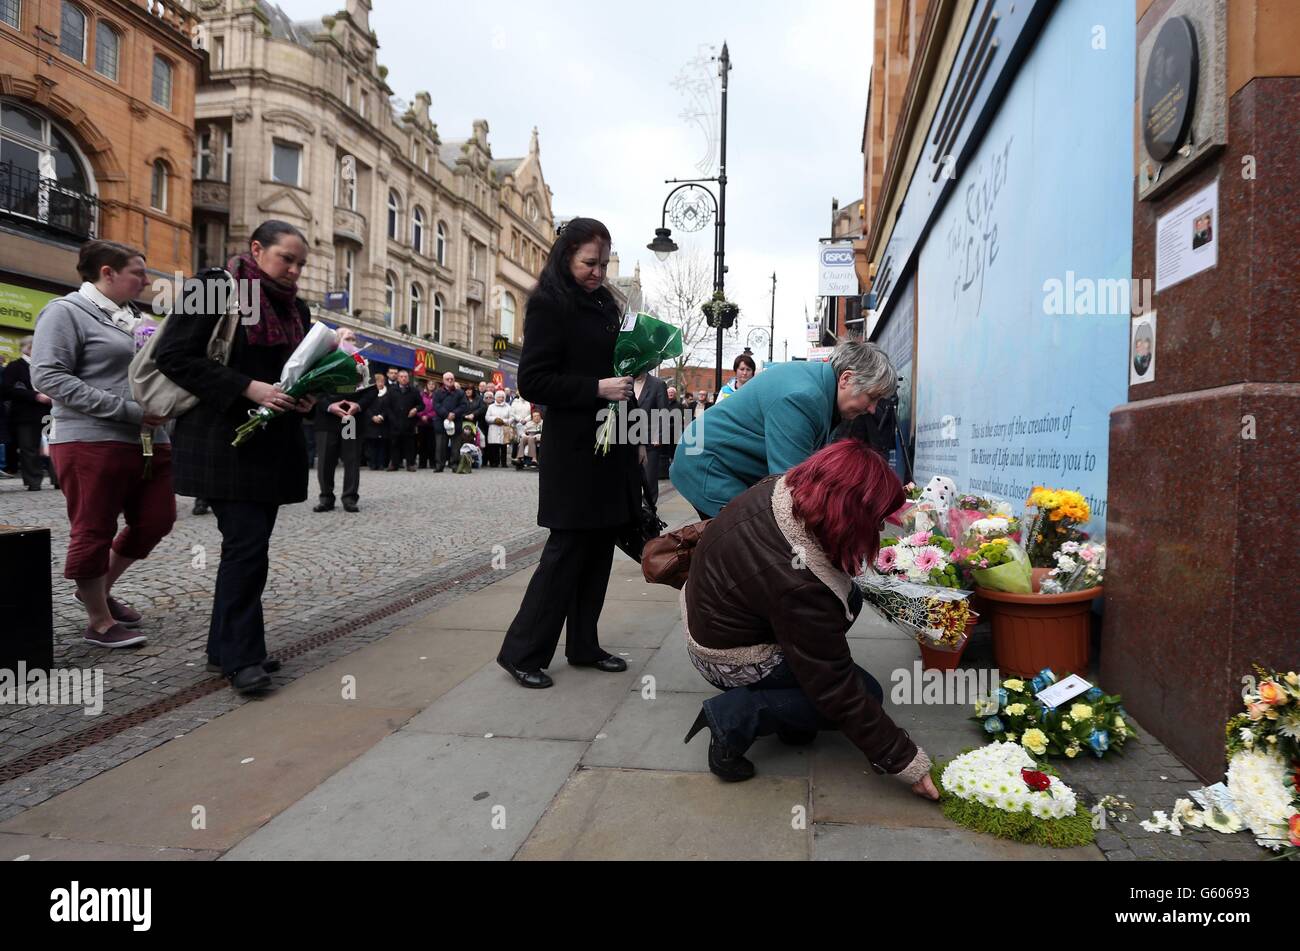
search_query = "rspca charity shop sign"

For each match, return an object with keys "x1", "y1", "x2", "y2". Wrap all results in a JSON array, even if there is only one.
[{"x1": 817, "y1": 241, "x2": 857, "y2": 297}]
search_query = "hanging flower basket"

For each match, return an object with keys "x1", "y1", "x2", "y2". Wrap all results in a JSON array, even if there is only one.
[{"x1": 701, "y1": 292, "x2": 739, "y2": 329}]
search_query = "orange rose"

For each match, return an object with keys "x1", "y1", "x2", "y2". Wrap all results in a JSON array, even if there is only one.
[
  {"x1": 1258, "y1": 681, "x2": 1289, "y2": 706},
  {"x1": 1289, "y1": 814, "x2": 1300, "y2": 848}
]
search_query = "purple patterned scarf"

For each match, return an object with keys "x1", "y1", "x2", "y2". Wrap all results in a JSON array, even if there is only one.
[{"x1": 228, "y1": 252, "x2": 305, "y2": 349}]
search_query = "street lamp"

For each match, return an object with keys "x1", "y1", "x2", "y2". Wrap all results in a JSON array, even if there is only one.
[
  {"x1": 647, "y1": 228, "x2": 678, "y2": 262},
  {"x1": 647, "y1": 41, "x2": 732, "y2": 391}
]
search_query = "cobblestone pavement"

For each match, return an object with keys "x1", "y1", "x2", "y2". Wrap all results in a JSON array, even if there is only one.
[{"x1": 0, "y1": 465, "x2": 550, "y2": 817}]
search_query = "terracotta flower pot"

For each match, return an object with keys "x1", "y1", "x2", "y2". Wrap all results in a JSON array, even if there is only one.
[
  {"x1": 1030, "y1": 567, "x2": 1052, "y2": 592},
  {"x1": 978, "y1": 585, "x2": 1101, "y2": 678}
]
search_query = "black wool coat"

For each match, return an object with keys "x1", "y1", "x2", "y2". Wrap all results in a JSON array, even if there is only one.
[
  {"x1": 518, "y1": 284, "x2": 640, "y2": 530},
  {"x1": 153, "y1": 282, "x2": 312, "y2": 504},
  {"x1": 383, "y1": 383, "x2": 422, "y2": 436}
]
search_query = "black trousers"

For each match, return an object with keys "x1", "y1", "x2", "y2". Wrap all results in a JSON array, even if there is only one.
[
  {"x1": 365, "y1": 436, "x2": 388, "y2": 470},
  {"x1": 316, "y1": 428, "x2": 360, "y2": 506},
  {"x1": 13, "y1": 421, "x2": 44, "y2": 489},
  {"x1": 435, "y1": 430, "x2": 461, "y2": 470},
  {"x1": 485, "y1": 444, "x2": 505, "y2": 468},
  {"x1": 207, "y1": 500, "x2": 279, "y2": 676},
  {"x1": 388, "y1": 432, "x2": 416, "y2": 468},
  {"x1": 641, "y1": 447, "x2": 660, "y2": 510},
  {"x1": 498, "y1": 528, "x2": 618, "y2": 671},
  {"x1": 417, "y1": 427, "x2": 438, "y2": 468}
]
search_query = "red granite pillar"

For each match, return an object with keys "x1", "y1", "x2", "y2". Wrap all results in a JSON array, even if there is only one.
[{"x1": 1102, "y1": 59, "x2": 1300, "y2": 780}]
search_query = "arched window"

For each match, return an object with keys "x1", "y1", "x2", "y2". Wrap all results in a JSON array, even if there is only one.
[
  {"x1": 151, "y1": 56, "x2": 173, "y2": 110},
  {"x1": 387, "y1": 190, "x2": 400, "y2": 240},
  {"x1": 408, "y1": 282, "x2": 422, "y2": 335},
  {"x1": 94, "y1": 21, "x2": 120, "y2": 81},
  {"x1": 435, "y1": 221, "x2": 447, "y2": 266},
  {"x1": 59, "y1": 2, "x2": 85, "y2": 62},
  {"x1": 411, "y1": 206, "x2": 425, "y2": 254},
  {"x1": 384, "y1": 271, "x2": 397, "y2": 328},
  {"x1": 500, "y1": 291, "x2": 516, "y2": 340},
  {"x1": 0, "y1": 100, "x2": 94, "y2": 236},
  {"x1": 433, "y1": 293, "x2": 445, "y2": 342},
  {"x1": 150, "y1": 160, "x2": 168, "y2": 212}
]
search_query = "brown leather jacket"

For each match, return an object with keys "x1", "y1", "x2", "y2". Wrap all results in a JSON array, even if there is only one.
[{"x1": 684, "y1": 476, "x2": 920, "y2": 776}]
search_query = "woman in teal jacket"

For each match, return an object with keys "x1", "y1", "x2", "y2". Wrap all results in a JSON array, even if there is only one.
[{"x1": 670, "y1": 341, "x2": 896, "y2": 519}]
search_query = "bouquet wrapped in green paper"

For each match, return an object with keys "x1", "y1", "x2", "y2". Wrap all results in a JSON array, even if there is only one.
[
  {"x1": 595, "y1": 312, "x2": 683, "y2": 454},
  {"x1": 232, "y1": 324, "x2": 369, "y2": 446},
  {"x1": 962, "y1": 537, "x2": 1033, "y2": 593}
]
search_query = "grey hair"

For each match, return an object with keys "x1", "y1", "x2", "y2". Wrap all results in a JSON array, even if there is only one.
[{"x1": 830, "y1": 340, "x2": 896, "y2": 398}]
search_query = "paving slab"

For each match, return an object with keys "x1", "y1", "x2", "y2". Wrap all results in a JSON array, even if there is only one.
[
  {"x1": 810, "y1": 731, "x2": 959, "y2": 829},
  {"x1": 0, "y1": 701, "x2": 416, "y2": 851},
  {"x1": 582, "y1": 690, "x2": 814, "y2": 777},
  {"x1": 635, "y1": 625, "x2": 713, "y2": 693},
  {"x1": 516, "y1": 767, "x2": 810, "y2": 860},
  {"x1": 404, "y1": 650, "x2": 653, "y2": 741},
  {"x1": 812, "y1": 822, "x2": 1103, "y2": 861},
  {"x1": 272, "y1": 626, "x2": 499, "y2": 711},
  {"x1": 222, "y1": 732, "x2": 585, "y2": 861},
  {"x1": 0, "y1": 831, "x2": 218, "y2": 861}
]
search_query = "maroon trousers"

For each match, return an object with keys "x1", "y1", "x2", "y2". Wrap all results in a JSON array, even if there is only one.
[{"x1": 50, "y1": 441, "x2": 176, "y2": 580}]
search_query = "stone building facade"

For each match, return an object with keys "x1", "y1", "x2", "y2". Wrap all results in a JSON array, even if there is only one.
[
  {"x1": 190, "y1": 0, "x2": 552, "y2": 377},
  {"x1": 0, "y1": 0, "x2": 201, "y2": 357}
]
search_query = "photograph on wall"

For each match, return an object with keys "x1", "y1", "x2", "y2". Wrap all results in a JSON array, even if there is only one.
[
  {"x1": 1155, "y1": 178, "x2": 1219, "y2": 292},
  {"x1": 1130, "y1": 311, "x2": 1157, "y2": 385}
]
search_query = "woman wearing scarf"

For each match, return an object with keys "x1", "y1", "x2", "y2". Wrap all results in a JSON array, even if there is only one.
[
  {"x1": 154, "y1": 220, "x2": 317, "y2": 695},
  {"x1": 484, "y1": 390, "x2": 511, "y2": 468},
  {"x1": 30, "y1": 240, "x2": 175, "y2": 648},
  {"x1": 680, "y1": 438, "x2": 937, "y2": 800}
]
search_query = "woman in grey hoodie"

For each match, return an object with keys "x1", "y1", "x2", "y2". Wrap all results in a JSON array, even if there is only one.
[{"x1": 30, "y1": 240, "x2": 176, "y2": 648}]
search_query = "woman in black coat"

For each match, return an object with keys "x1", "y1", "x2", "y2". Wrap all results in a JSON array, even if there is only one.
[
  {"x1": 154, "y1": 220, "x2": 320, "y2": 695},
  {"x1": 497, "y1": 217, "x2": 640, "y2": 688}
]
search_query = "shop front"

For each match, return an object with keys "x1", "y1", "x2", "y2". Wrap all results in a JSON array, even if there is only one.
[{"x1": 0, "y1": 282, "x2": 59, "y2": 361}]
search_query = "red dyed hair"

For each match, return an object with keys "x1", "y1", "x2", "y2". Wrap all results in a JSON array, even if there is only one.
[{"x1": 785, "y1": 439, "x2": 905, "y2": 574}]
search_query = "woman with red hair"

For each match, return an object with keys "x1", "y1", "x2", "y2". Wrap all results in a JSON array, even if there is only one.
[{"x1": 681, "y1": 438, "x2": 938, "y2": 799}]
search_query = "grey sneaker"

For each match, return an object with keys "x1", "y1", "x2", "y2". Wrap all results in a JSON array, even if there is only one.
[{"x1": 83, "y1": 623, "x2": 147, "y2": 649}]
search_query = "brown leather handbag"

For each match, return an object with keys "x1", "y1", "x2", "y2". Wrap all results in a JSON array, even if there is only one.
[{"x1": 641, "y1": 519, "x2": 711, "y2": 589}]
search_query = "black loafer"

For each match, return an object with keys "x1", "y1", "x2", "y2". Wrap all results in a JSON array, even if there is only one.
[
  {"x1": 343, "y1": 502, "x2": 359, "y2": 513},
  {"x1": 313, "y1": 502, "x2": 335, "y2": 513},
  {"x1": 230, "y1": 665, "x2": 272, "y2": 695},
  {"x1": 568, "y1": 655, "x2": 627, "y2": 673},
  {"x1": 497, "y1": 657, "x2": 553, "y2": 689},
  {"x1": 209, "y1": 658, "x2": 281, "y2": 674}
]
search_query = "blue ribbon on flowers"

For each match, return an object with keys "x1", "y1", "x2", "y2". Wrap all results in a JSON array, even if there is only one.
[{"x1": 1088, "y1": 729, "x2": 1110, "y2": 756}]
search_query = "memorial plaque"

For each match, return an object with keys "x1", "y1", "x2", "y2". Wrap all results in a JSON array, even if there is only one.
[{"x1": 1142, "y1": 16, "x2": 1198, "y2": 163}]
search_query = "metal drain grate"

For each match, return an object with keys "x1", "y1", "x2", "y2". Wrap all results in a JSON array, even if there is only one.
[{"x1": 0, "y1": 538, "x2": 548, "y2": 784}]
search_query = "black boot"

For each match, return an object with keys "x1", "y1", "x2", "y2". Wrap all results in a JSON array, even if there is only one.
[{"x1": 684, "y1": 707, "x2": 755, "y2": 782}]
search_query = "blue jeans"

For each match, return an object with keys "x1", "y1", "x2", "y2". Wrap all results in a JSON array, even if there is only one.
[{"x1": 703, "y1": 660, "x2": 884, "y2": 753}]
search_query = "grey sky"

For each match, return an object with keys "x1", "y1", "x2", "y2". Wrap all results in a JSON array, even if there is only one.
[{"x1": 273, "y1": 0, "x2": 874, "y2": 365}]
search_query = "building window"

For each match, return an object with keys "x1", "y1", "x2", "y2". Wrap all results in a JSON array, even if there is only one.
[
  {"x1": 469, "y1": 241, "x2": 478, "y2": 279},
  {"x1": 409, "y1": 282, "x2": 422, "y2": 334},
  {"x1": 422, "y1": 150, "x2": 429, "y2": 174},
  {"x1": 94, "y1": 22, "x2": 119, "y2": 81},
  {"x1": 222, "y1": 130, "x2": 232, "y2": 181},
  {"x1": 0, "y1": 101, "x2": 94, "y2": 235},
  {"x1": 213, "y1": 35, "x2": 224, "y2": 70},
  {"x1": 152, "y1": 56, "x2": 173, "y2": 110},
  {"x1": 272, "y1": 141, "x2": 300, "y2": 186},
  {"x1": 411, "y1": 206, "x2": 424, "y2": 254},
  {"x1": 433, "y1": 293, "x2": 444, "y2": 341},
  {"x1": 150, "y1": 160, "x2": 168, "y2": 212},
  {"x1": 500, "y1": 291, "x2": 516, "y2": 340},
  {"x1": 411, "y1": 141, "x2": 418, "y2": 164},
  {"x1": 435, "y1": 221, "x2": 447, "y2": 266},
  {"x1": 384, "y1": 272, "x2": 397, "y2": 328},
  {"x1": 359, "y1": 90, "x2": 368, "y2": 121},
  {"x1": 197, "y1": 130, "x2": 214, "y2": 180},
  {"x1": 345, "y1": 77, "x2": 355, "y2": 110},
  {"x1": 0, "y1": 0, "x2": 19, "y2": 30},
  {"x1": 387, "y1": 190, "x2": 400, "y2": 240},
  {"x1": 59, "y1": 2, "x2": 85, "y2": 62},
  {"x1": 526, "y1": 195, "x2": 538, "y2": 222},
  {"x1": 342, "y1": 246, "x2": 354, "y2": 302}
]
